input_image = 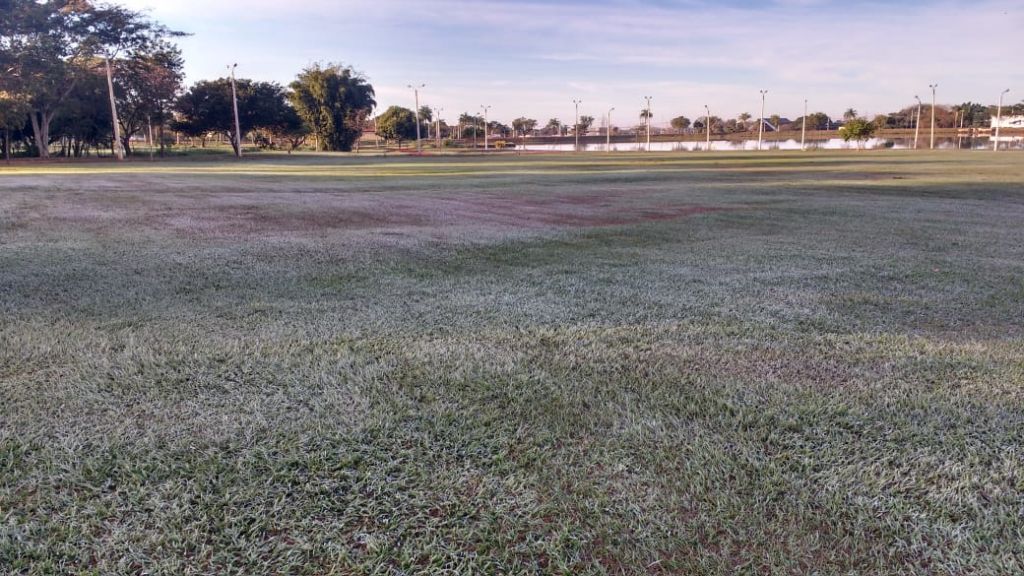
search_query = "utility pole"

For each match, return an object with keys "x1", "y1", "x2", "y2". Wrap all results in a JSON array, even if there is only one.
[
  {"x1": 994, "y1": 89, "x2": 1010, "y2": 152},
  {"x1": 408, "y1": 83, "x2": 425, "y2": 153},
  {"x1": 914, "y1": 95, "x2": 922, "y2": 150},
  {"x1": 704, "y1": 105, "x2": 711, "y2": 151},
  {"x1": 435, "y1": 106, "x2": 444, "y2": 149},
  {"x1": 104, "y1": 57, "x2": 124, "y2": 160},
  {"x1": 573, "y1": 99, "x2": 582, "y2": 151},
  {"x1": 643, "y1": 96, "x2": 652, "y2": 151},
  {"x1": 801, "y1": 99, "x2": 808, "y2": 151},
  {"x1": 758, "y1": 89, "x2": 768, "y2": 151},
  {"x1": 2, "y1": 66, "x2": 13, "y2": 163},
  {"x1": 481, "y1": 105, "x2": 491, "y2": 150},
  {"x1": 929, "y1": 84, "x2": 938, "y2": 150},
  {"x1": 606, "y1": 107, "x2": 615, "y2": 151},
  {"x1": 229, "y1": 64, "x2": 242, "y2": 158}
]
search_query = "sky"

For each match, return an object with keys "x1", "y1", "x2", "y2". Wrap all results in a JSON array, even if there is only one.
[{"x1": 118, "y1": 0, "x2": 1023, "y2": 127}]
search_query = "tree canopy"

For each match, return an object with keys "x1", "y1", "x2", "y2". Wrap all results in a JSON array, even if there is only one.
[
  {"x1": 375, "y1": 105, "x2": 417, "y2": 147},
  {"x1": 288, "y1": 63, "x2": 375, "y2": 152},
  {"x1": 173, "y1": 78, "x2": 292, "y2": 154}
]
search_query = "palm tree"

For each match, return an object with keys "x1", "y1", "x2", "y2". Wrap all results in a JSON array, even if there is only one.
[
  {"x1": 545, "y1": 118, "x2": 562, "y2": 136},
  {"x1": 843, "y1": 108, "x2": 858, "y2": 121}
]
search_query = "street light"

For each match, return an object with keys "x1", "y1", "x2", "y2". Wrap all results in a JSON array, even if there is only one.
[
  {"x1": 481, "y1": 104, "x2": 491, "y2": 150},
  {"x1": 704, "y1": 105, "x2": 711, "y2": 151},
  {"x1": 758, "y1": 89, "x2": 768, "y2": 151},
  {"x1": 928, "y1": 84, "x2": 938, "y2": 150},
  {"x1": 408, "y1": 83, "x2": 425, "y2": 153},
  {"x1": 2, "y1": 66, "x2": 19, "y2": 163},
  {"x1": 573, "y1": 99, "x2": 582, "y2": 151},
  {"x1": 801, "y1": 99, "x2": 808, "y2": 151},
  {"x1": 435, "y1": 106, "x2": 444, "y2": 149},
  {"x1": 994, "y1": 89, "x2": 1010, "y2": 152},
  {"x1": 913, "y1": 95, "x2": 922, "y2": 150},
  {"x1": 229, "y1": 63, "x2": 242, "y2": 158},
  {"x1": 606, "y1": 107, "x2": 615, "y2": 151},
  {"x1": 643, "y1": 96, "x2": 652, "y2": 151}
]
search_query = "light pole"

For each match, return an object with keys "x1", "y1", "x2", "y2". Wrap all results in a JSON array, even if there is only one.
[
  {"x1": 758, "y1": 89, "x2": 768, "y2": 151},
  {"x1": 643, "y1": 96, "x2": 652, "y2": 151},
  {"x1": 227, "y1": 64, "x2": 242, "y2": 158},
  {"x1": 104, "y1": 57, "x2": 124, "y2": 160},
  {"x1": 573, "y1": 99, "x2": 582, "y2": 151},
  {"x1": 801, "y1": 99, "x2": 808, "y2": 151},
  {"x1": 928, "y1": 84, "x2": 938, "y2": 150},
  {"x1": 704, "y1": 105, "x2": 711, "y2": 151},
  {"x1": 407, "y1": 83, "x2": 425, "y2": 153},
  {"x1": 3, "y1": 66, "x2": 18, "y2": 163},
  {"x1": 481, "y1": 105, "x2": 491, "y2": 150},
  {"x1": 435, "y1": 106, "x2": 444, "y2": 149},
  {"x1": 994, "y1": 89, "x2": 1010, "y2": 152},
  {"x1": 606, "y1": 107, "x2": 615, "y2": 151},
  {"x1": 914, "y1": 95, "x2": 922, "y2": 150}
]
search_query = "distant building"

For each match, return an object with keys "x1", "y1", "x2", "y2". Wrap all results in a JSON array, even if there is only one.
[{"x1": 991, "y1": 115, "x2": 1024, "y2": 129}]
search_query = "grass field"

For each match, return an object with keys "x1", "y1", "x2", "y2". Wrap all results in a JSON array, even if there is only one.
[{"x1": 2, "y1": 151, "x2": 1023, "y2": 574}]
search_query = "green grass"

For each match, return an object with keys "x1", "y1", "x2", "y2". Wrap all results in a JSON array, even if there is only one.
[{"x1": 2, "y1": 150, "x2": 1023, "y2": 574}]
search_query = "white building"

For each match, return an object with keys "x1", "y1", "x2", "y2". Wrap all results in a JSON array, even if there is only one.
[{"x1": 991, "y1": 115, "x2": 1024, "y2": 129}]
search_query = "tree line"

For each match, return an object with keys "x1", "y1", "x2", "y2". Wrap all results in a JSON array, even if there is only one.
[
  {"x1": 1, "y1": 1, "x2": 375, "y2": 159},
  {"x1": 4, "y1": 1, "x2": 1023, "y2": 159}
]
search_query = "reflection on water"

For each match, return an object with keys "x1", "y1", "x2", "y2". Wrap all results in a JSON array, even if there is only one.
[{"x1": 521, "y1": 136, "x2": 1024, "y2": 152}]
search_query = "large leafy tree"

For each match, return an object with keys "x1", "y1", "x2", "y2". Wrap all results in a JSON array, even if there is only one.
[
  {"x1": 578, "y1": 115, "x2": 595, "y2": 133},
  {"x1": 839, "y1": 117, "x2": 876, "y2": 148},
  {"x1": 173, "y1": 78, "x2": 292, "y2": 155},
  {"x1": 288, "y1": 63, "x2": 375, "y2": 152},
  {"x1": 375, "y1": 105, "x2": 417, "y2": 148},
  {"x1": 1, "y1": 0, "x2": 182, "y2": 157},
  {"x1": 512, "y1": 117, "x2": 537, "y2": 136},
  {"x1": 670, "y1": 115, "x2": 690, "y2": 133},
  {"x1": 113, "y1": 43, "x2": 182, "y2": 155}
]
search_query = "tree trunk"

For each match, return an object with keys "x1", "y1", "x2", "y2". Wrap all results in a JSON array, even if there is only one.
[
  {"x1": 4, "y1": 128, "x2": 9, "y2": 163},
  {"x1": 29, "y1": 111, "x2": 50, "y2": 158}
]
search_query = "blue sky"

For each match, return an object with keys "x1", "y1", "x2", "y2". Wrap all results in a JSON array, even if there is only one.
[{"x1": 120, "y1": 0, "x2": 1023, "y2": 127}]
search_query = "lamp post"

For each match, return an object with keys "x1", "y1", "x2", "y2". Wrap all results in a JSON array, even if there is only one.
[
  {"x1": 229, "y1": 64, "x2": 242, "y2": 158},
  {"x1": 801, "y1": 99, "x2": 808, "y2": 151},
  {"x1": 704, "y1": 105, "x2": 711, "y2": 151},
  {"x1": 481, "y1": 105, "x2": 491, "y2": 150},
  {"x1": 606, "y1": 107, "x2": 615, "y2": 151},
  {"x1": 913, "y1": 95, "x2": 922, "y2": 150},
  {"x1": 2, "y1": 66, "x2": 17, "y2": 163},
  {"x1": 573, "y1": 99, "x2": 582, "y2": 151},
  {"x1": 994, "y1": 89, "x2": 1010, "y2": 152},
  {"x1": 758, "y1": 89, "x2": 768, "y2": 151},
  {"x1": 643, "y1": 96, "x2": 652, "y2": 151},
  {"x1": 928, "y1": 84, "x2": 938, "y2": 150},
  {"x1": 105, "y1": 57, "x2": 124, "y2": 160},
  {"x1": 435, "y1": 106, "x2": 444, "y2": 149},
  {"x1": 407, "y1": 83, "x2": 425, "y2": 153}
]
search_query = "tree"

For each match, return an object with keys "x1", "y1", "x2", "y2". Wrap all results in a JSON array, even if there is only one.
[
  {"x1": 839, "y1": 117, "x2": 876, "y2": 148},
  {"x1": 512, "y1": 117, "x2": 537, "y2": 136},
  {"x1": 49, "y1": 66, "x2": 112, "y2": 157},
  {"x1": 269, "y1": 106, "x2": 309, "y2": 153},
  {"x1": 544, "y1": 118, "x2": 562, "y2": 136},
  {"x1": 843, "y1": 108, "x2": 858, "y2": 121},
  {"x1": 173, "y1": 78, "x2": 292, "y2": 155},
  {"x1": 288, "y1": 63, "x2": 375, "y2": 152},
  {"x1": 1, "y1": 0, "x2": 182, "y2": 158},
  {"x1": 375, "y1": 105, "x2": 417, "y2": 148},
  {"x1": 113, "y1": 44, "x2": 183, "y2": 155},
  {"x1": 795, "y1": 112, "x2": 832, "y2": 131},
  {"x1": 0, "y1": 91, "x2": 31, "y2": 161},
  {"x1": 670, "y1": 116, "x2": 690, "y2": 133},
  {"x1": 578, "y1": 115, "x2": 595, "y2": 134}
]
